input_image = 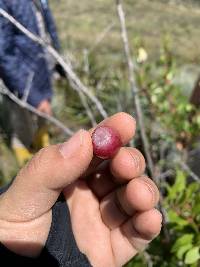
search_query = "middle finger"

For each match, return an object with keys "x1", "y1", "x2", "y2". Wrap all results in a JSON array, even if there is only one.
[{"x1": 88, "y1": 147, "x2": 146, "y2": 199}]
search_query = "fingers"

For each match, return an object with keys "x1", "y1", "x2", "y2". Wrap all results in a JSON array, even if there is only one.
[
  {"x1": 87, "y1": 166, "x2": 117, "y2": 199},
  {"x1": 110, "y1": 147, "x2": 146, "y2": 183},
  {"x1": 131, "y1": 209, "x2": 162, "y2": 240},
  {"x1": 0, "y1": 130, "x2": 93, "y2": 222},
  {"x1": 111, "y1": 209, "x2": 162, "y2": 267},
  {"x1": 100, "y1": 177, "x2": 159, "y2": 229},
  {"x1": 88, "y1": 147, "x2": 146, "y2": 199},
  {"x1": 96, "y1": 112, "x2": 136, "y2": 145},
  {"x1": 117, "y1": 177, "x2": 160, "y2": 214},
  {"x1": 85, "y1": 112, "x2": 136, "y2": 176}
]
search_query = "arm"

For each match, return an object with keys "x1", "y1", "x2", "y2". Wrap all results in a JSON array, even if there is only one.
[{"x1": 0, "y1": 1, "x2": 25, "y2": 97}]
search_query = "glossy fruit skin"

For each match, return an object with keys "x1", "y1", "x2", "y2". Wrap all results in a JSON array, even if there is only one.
[{"x1": 92, "y1": 126, "x2": 122, "y2": 159}]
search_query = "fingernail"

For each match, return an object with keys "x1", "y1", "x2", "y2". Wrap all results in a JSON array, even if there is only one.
[{"x1": 59, "y1": 130, "x2": 85, "y2": 158}]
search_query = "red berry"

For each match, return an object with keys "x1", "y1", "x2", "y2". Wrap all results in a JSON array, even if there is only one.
[{"x1": 92, "y1": 126, "x2": 122, "y2": 159}]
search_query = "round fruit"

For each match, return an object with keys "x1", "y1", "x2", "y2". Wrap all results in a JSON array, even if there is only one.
[{"x1": 92, "y1": 126, "x2": 122, "y2": 159}]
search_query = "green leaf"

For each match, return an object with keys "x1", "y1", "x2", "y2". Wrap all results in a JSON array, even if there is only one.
[
  {"x1": 171, "y1": 234, "x2": 194, "y2": 252},
  {"x1": 166, "y1": 71, "x2": 173, "y2": 80},
  {"x1": 151, "y1": 94, "x2": 158, "y2": 104},
  {"x1": 168, "y1": 210, "x2": 189, "y2": 227},
  {"x1": 185, "y1": 247, "x2": 200, "y2": 264},
  {"x1": 190, "y1": 263, "x2": 198, "y2": 267},
  {"x1": 185, "y1": 104, "x2": 193, "y2": 112},
  {"x1": 177, "y1": 244, "x2": 193, "y2": 260},
  {"x1": 192, "y1": 203, "x2": 200, "y2": 215},
  {"x1": 167, "y1": 170, "x2": 186, "y2": 201},
  {"x1": 185, "y1": 183, "x2": 200, "y2": 200}
]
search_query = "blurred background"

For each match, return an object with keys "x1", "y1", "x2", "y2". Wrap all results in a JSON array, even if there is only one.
[{"x1": 0, "y1": 0, "x2": 200, "y2": 266}]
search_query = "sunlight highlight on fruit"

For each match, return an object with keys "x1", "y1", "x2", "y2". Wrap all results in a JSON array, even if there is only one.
[{"x1": 92, "y1": 126, "x2": 122, "y2": 159}]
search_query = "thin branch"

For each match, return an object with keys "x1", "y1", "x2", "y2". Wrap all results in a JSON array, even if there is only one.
[
  {"x1": 64, "y1": 53, "x2": 97, "y2": 127},
  {"x1": 0, "y1": 8, "x2": 108, "y2": 119},
  {"x1": 89, "y1": 22, "x2": 115, "y2": 53},
  {"x1": 22, "y1": 71, "x2": 34, "y2": 103},
  {"x1": 156, "y1": 170, "x2": 175, "y2": 181},
  {"x1": 69, "y1": 79, "x2": 97, "y2": 127},
  {"x1": 176, "y1": 158, "x2": 200, "y2": 183},
  {"x1": 83, "y1": 48, "x2": 90, "y2": 74},
  {"x1": 116, "y1": 0, "x2": 155, "y2": 180},
  {"x1": 116, "y1": 0, "x2": 170, "y2": 242},
  {"x1": 78, "y1": 90, "x2": 97, "y2": 127},
  {"x1": 0, "y1": 85, "x2": 74, "y2": 136},
  {"x1": 96, "y1": 72, "x2": 108, "y2": 91},
  {"x1": 143, "y1": 252, "x2": 153, "y2": 267}
]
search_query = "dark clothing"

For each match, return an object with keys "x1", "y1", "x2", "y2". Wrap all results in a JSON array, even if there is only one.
[
  {"x1": 0, "y1": 0, "x2": 60, "y2": 107},
  {"x1": 0, "y1": 183, "x2": 92, "y2": 267}
]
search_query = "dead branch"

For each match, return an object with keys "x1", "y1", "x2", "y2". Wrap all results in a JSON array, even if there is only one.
[
  {"x1": 22, "y1": 71, "x2": 35, "y2": 103},
  {"x1": 0, "y1": 84, "x2": 74, "y2": 136},
  {"x1": 68, "y1": 78, "x2": 97, "y2": 127},
  {"x1": 116, "y1": 0, "x2": 171, "y2": 241},
  {"x1": 116, "y1": 0, "x2": 155, "y2": 180},
  {"x1": 176, "y1": 158, "x2": 200, "y2": 183},
  {"x1": 78, "y1": 90, "x2": 97, "y2": 127},
  {"x1": 89, "y1": 22, "x2": 115, "y2": 53},
  {"x1": 143, "y1": 252, "x2": 153, "y2": 267},
  {"x1": 156, "y1": 170, "x2": 175, "y2": 181}
]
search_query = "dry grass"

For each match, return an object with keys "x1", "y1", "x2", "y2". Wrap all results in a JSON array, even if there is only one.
[{"x1": 50, "y1": 0, "x2": 200, "y2": 64}]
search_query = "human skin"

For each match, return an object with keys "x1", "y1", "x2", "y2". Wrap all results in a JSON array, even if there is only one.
[
  {"x1": 0, "y1": 112, "x2": 162, "y2": 267},
  {"x1": 37, "y1": 99, "x2": 52, "y2": 115}
]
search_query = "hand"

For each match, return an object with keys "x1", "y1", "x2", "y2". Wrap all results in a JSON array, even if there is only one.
[
  {"x1": 37, "y1": 99, "x2": 52, "y2": 115},
  {"x1": 0, "y1": 113, "x2": 162, "y2": 267}
]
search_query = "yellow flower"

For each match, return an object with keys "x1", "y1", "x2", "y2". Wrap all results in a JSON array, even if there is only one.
[{"x1": 137, "y1": 47, "x2": 148, "y2": 63}]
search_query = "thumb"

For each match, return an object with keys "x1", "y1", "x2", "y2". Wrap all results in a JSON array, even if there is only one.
[{"x1": 0, "y1": 130, "x2": 93, "y2": 222}]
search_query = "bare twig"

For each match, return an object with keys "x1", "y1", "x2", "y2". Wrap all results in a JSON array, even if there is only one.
[
  {"x1": 89, "y1": 22, "x2": 115, "y2": 53},
  {"x1": 69, "y1": 78, "x2": 97, "y2": 127},
  {"x1": 143, "y1": 252, "x2": 153, "y2": 267},
  {"x1": 116, "y1": 0, "x2": 170, "y2": 241},
  {"x1": 78, "y1": 90, "x2": 97, "y2": 127},
  {"x1": 96, "y1": 72, "x2": 108, "y2": 91},
  {"x1": 0, "y1": 8, "x2": 108, "y2": 119},
  {"x1": 156, "y1": 170, "x2": 175, "y2": 181},
  {"x1": 0, "y1": 85, "x2": 74, "y2": 136},
  {"x1": 22, "y1": 71, "x2": 34, "y2": 103},
  {"x1": 83, "y1": 48, "x2": 90, "y2": 74},
  {"x1": 61, "y1": 50, "x2": 97, "y2": 126},
  {"x1": 176, "y1": 158, "x2": 200, "y2": 183},
  {"x1": 62, "y1": 53, "x2": 98, "y2": 126},
  {"x1": 116, "y1": 0, "x2": 155, "y2": 180}
]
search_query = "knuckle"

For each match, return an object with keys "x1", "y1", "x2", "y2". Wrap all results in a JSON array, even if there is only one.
[
  {"x1": 128, "y1": 148, "x2": 146, "y2": 173},
  {"x1": 139, "y1": 176, "x2": 160, "y2": 203},
  {"x1": 25, "y1": 147, "x2": 47, "y2": 176}
]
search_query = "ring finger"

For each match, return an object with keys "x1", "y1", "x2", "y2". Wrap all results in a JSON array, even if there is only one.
[
  {"x1": 100, "y1": 176, "x2": 160, "y2": 229},
  {"x1": 88, "y1": 147, "x2": 146, "y2": 199}
]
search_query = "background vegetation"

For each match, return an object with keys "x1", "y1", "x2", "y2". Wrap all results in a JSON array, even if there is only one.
[{"x1": 0, "y1": 0, "x2": 200, "y2": 266}]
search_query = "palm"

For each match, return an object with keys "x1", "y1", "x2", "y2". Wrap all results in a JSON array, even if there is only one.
[
  {"x1": 64, "y1": 160, "x2": 161, "y2": 267},
  {"x1": 67, "y1": 180, "x2": 116, "y2": 267}
]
